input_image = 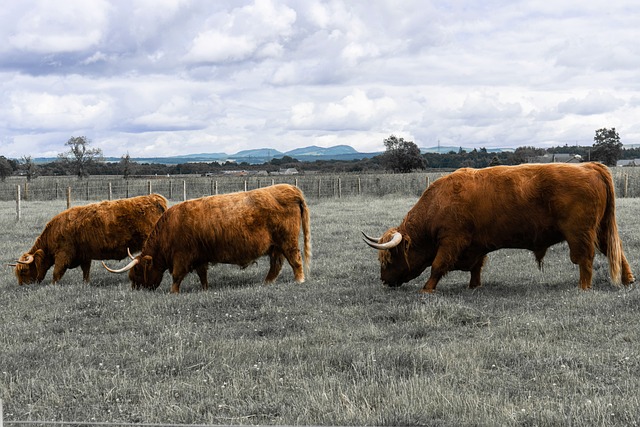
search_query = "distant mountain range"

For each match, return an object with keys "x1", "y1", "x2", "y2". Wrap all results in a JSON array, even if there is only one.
[{"x1": 31, "y1": 144, "x2": 515, "y2": 165}]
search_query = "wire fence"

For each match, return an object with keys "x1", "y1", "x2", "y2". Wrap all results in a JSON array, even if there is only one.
[
  {"x1": 0, "y1": 172, "x2": 448, "y2": 203},
  {"x1": 2, "y1": 167, "x2": 640, "y2": 203}
]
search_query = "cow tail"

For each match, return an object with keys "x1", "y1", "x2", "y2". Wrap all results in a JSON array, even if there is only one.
[
  {"x1": 599, "y1": 165, "x2": 623, "y2": 285},
  {"x1": 300, "y1": 198, "x2": 312, "y2": 277}
]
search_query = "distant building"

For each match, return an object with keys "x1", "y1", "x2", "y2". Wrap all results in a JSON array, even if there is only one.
[
  {"x1": 271, "y1": 168, "x2": 299, "y2": 175},
  {"x1": 616, "y1": 159, "x2": 640, "y2": 167},
  {"x1": 528, "y1": 154, "x2": 582, "y2": 163}
]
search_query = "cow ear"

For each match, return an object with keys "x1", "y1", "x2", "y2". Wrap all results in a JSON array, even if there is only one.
[{"x1": 141, "y1": 255, "x2": 153, "y2": 268}]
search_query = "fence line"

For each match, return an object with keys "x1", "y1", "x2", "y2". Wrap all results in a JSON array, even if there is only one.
[
  {"x1": 2, "y1": 168, "x2": 639, "y2": 206},
  {"x1": 0, "y1": 172, "x2": 446, "y2": 204}
]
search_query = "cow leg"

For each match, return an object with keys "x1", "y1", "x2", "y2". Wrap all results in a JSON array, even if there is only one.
[
  {"x1": 420, "y1": 242, "x2": 463, "y2": 293},
  {"x1": 468, "y1": 256, "x2": 486, "y2": 289},
  {"x1": 566, "y1": 237, "x2": 595, "y2": 290},
  {"x1": 265, "y1": 248, "x2": 284, "y2": 283},
  {"x1": 621, "y1": 253, "x2": 635, "y2": 285},
  {"x1": 283, "y1": 247, "x2": 305, "y2": 283},
  {"x1": 51, "y1": 252, "x2": 75, "y2": 284},
  {"x1": 195, "y1": 264, "x2": 209, "y2": 290},
  {"x1": 80, "y1": 261, "x2": 91, "y2": 283},
  {"x1": 51, "y1": 263, "x2": 68, "y2": 284},
  {"x1": 170, "y1": 267, "x2": 189, "y2": 294}
]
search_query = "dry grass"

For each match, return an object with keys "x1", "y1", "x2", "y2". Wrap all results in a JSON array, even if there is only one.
[{"x1": 1, "y1": 196, "x2": 640, "y2": 425}]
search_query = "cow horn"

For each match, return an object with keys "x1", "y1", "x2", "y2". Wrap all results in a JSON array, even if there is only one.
[
  {"x1": 127, "y1": 248, "x2": 135, "y2": 260},
  {"x1": 7, "y1": 263, "x2": 18, "y2": 267},
  {"x1": 362, "y1": 231, "x2": 403, "y2": 250},
  {"x1": 361, "y1": 232, "x2": 381, "y2": 243},
  {"x1": 102, "y1": 258, "x2": 139, "y2": 273},
  {"x1": 17, "y1": 255, "x2": 34, "y2": 264}
]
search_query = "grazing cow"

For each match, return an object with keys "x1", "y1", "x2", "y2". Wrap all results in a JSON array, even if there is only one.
[
  {"x1": 11, "y1": 194, "x2": 168, "y2": 285},
  {"x1": 363, "y1": 162, "x2": 635, "y2": 292},
  {"x1": 103, "y1": 184, "x2": 311, "y2": 293}
]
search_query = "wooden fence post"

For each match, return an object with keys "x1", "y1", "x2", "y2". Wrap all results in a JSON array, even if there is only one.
[
  {"x1": 86, "y1": 181, "x2": 89, "y2": 200},
  {"x1": 126, "y1": 180, "x2": 129, "y2": 198},
  {"x1": 169, "y1": 180, "x2": 173, "y2": 200},
  {"x1": 244, "y1": 180, "x2": 248, "y2": 192},
  {"x1": 426, "y1": 175, "x2": 430, "y2": 188},
  {"x1": 16, "y1": 185, "x2": 21, "y2": 221},
  {"x1": 108, "y1": 182, "x2": 112, "y2": 200},
  {"x1": 215, "y1": 180, "x2": 218, "y2": 195},
  {"x1": 318, "y1": 178, "x2": 321, "y2": 198},
  {"x1": 357, "y1": 177, "x2": 361, "y2": 195},
  {"x1": 338, "y1": 177, "x2": 342, "y2": 198},
  {"x1": 624, "y1": 173, "x2": 629, "y2": 198},
  {"x1": 55, "y1": 181, "x2": 59, "y2": 200},
  {"x1": 183, "y1": 180, "x2": 187, "y2": 201},
  {"x1": 147, "y1": 180, "x2": 152, "y2": 195},
  {"x1": 295, "y1": 178, "x2": 298, "y2": 188},
  {"x1": 66, "y1": 187, "x2": 71, "y2": 209},
  {"x1": 24, "y1": 182, "x2": 29, "y2": 201}
]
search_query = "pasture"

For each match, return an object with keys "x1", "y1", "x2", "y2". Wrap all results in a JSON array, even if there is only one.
[{"x1": 1, "y1": 195, "x2": 640, "y2": 426}]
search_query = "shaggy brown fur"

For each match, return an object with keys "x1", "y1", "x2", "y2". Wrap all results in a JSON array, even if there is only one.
[
  {"x1": 367, "y1": 162, "x2": 634, "y2": 293},
  {"x1": 13, "y1": 194, "x2": 168, "y2": 285},
  {"x1": 105, "y1": 184, "x2": 311, "y2": 293}
]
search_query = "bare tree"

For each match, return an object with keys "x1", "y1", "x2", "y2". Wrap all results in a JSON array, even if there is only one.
[
  {"x1": 57, "y1": 136, "x2": 103, "y2": 178},
  {"x1": 21, "y1": 155, "x2": 39, "y2": 181}
]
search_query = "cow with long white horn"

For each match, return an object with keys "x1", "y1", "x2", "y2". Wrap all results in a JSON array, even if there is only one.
[
  {"x1": 364, "y1": 163, "x2": 635, "y2": 293},
  {"x1": 103, "y1": 184, "x2": 312, "y2": 293}
]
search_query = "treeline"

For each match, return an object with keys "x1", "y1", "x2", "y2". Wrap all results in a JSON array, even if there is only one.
[{"x1": 3, "y1": 144, "x2": 640, "y2": 180}]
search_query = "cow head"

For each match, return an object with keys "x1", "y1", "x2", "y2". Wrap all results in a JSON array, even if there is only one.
[
  {"x1": 128, "y1": 256, "x2": 163, "y2": 290},
  {"x1": 363, "y1": 228, "x2": 432, "y2": 287},
  {"x1": 11, "y1": 249, "x2": 49, "y2": 285},
  {"x1": 102, "y1": 252, "x2": 163, "y2": 290}
]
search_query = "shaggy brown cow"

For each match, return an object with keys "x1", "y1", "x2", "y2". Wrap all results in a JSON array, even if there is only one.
[
  {"x1": 364, "y1": 162, "x2": 635, "y2": 292},
  {"x1": 103, "y1": 183, "x2": 311, "y2": 293},
  {"x1": 11, "y1": 194, "x2": 168, "y2": 285}
]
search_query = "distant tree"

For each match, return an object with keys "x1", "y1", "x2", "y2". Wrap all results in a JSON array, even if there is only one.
[
  {"x1": 0, "y1": 156, "x2": 13, "y2": 181},
  {"x1": 270, "y1": 155, "x2": 299, "y2": 166},
  {"x1": 512, "y1": 146, "x2": 546, "y2": 164},
  {"x1": 379, "y1": 135, "x2": 426, "y2": 173},
  {"x1": 57, "y1": 136, "x2": 103, "y2": 178},
  {"x1": 20, "y1": 155, "x2": 38, "y2": 181},
  {"x1": 591, "y1": 128, "x2": 622, "y2": 166},
  {"x1": 489, "y1": 156, "x2": 501, "y2": 167},
  {"x1": 120, "y1": 152, "x2": 135, "y2": 179}
]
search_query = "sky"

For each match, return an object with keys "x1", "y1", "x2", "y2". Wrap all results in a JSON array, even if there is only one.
[{"x1": 1, "y1": 0, "x2": 640, "y2": 159}]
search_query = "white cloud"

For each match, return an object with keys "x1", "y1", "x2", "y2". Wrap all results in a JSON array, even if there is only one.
[
  {"x1": 185, "y1": 31, "x2": 256, "y2": 63},
  {"x1": 8, "y1": 0, "x2": 109, "y2": 53},
  {"x1": 289, "y1": 89, "x2": 396, "y2": 131},
  {"x1": 557, "y1": 91, "x2": 626, "y2": 116},
  {"x1": 8, "y1": 91, "x2": 112, "y2": 130},
  {"x1": 2, "y1": 0, "x2": 640, "y2": 159}
]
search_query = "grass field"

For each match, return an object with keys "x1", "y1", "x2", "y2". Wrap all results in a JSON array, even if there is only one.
[{"x1": 1, "y1": 196, "x2": 640, "y2": 426}]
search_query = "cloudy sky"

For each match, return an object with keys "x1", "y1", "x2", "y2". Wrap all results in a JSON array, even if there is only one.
[{"x1": 1, "y1": 0, "x2": 639, "y2": 159}]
